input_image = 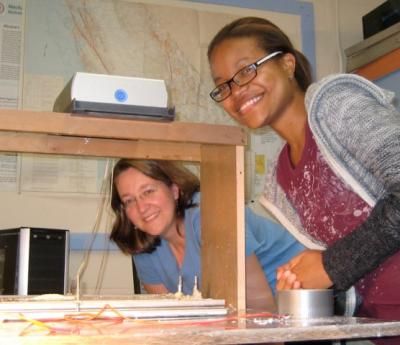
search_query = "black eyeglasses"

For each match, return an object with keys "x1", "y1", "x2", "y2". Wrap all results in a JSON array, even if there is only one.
[{"x1": 209, "y1": 51, "x2": 283, "y2": 102}]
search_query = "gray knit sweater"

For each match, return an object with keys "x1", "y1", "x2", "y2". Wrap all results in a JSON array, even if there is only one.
[{"x1": 259, "y1": 73, "x2": 400, "y2": 291}]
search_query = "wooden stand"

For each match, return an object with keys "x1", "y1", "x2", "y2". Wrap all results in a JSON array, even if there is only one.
[
  {"x1": 2, "y1": 111, "x2": 400, "y2": 344},
  {"x1": 0, "y1": 109, "x2": 247, "y2": 312}
]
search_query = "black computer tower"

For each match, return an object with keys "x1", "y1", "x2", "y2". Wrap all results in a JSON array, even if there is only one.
[{"x1": 0, "y1": 227, "x2": 69, "y2": 295}]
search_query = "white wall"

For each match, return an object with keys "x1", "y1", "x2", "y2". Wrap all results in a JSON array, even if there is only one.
[{"x1": 309, "y1": 0, "x2": 383, "y2": 77}]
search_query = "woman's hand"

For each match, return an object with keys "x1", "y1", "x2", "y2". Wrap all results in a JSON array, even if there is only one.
[{"x1": 276, "y1": 250, "x2": 333, "y2": 290}]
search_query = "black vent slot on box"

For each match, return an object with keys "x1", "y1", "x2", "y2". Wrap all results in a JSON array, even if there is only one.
[
  {"x1": 0, "y1": 227, "x2": 69, "y2": 295},
  {"x1": 28, "y1": 229, "x2": 67, "y2": 294}
]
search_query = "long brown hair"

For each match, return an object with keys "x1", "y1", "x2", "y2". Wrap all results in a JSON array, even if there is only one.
[
  {"x1": 208, "y1": 16, "x2": 313, "y2": 92},
  {"x1": 110, "y1": 159, "x2": 200, "y2": 255}
]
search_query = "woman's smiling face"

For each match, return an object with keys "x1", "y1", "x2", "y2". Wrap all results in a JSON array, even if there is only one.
[
  {"x1": 209, "y1": 37, "x2": 296, "y2": 129},
  {"x1": 115, "y1": 167, "x2": 179, "y2": 237}
]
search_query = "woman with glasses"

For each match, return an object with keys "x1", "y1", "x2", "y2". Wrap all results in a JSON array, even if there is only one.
[
  {"x1": 109, "y1": 158, "x2": 304, "y2": 311},
  {"x1": 207, "y1": 16, "x2": 400, "y2": 344}
]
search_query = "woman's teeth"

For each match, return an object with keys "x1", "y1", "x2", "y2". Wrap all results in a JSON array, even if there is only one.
[
  {"x1": 144, "y1": 213, "x2": 157, "y2": 222},
  {"x1": 239, "y1": 95, "x2": 262, "y2": 112}
]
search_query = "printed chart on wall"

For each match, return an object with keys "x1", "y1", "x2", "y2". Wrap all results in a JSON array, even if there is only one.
[
  {"x1": 19, "y1": 154, "x2": 109, "y2": 194},
  {"x1": 0, "y1": 153, "x2": 18, "y2": 192},
  {"x1": 0, "y1": 0, "x2": 23, "y2": 109},
  {"x1": 247, "y1": 127, "x2": 284, "y2": 201},
  {"x1": 0, "y1": 0, "x2": 24, "y2": 192}
]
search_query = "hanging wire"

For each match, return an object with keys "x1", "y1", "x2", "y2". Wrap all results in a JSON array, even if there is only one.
[{"x1": 75, "y1": 158, "x2": 116, "y2": 303}]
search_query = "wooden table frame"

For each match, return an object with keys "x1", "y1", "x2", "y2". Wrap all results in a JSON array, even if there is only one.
[
  {"x1": 0, "y1": 109, "x2": 247, "y2": 312},
  {"x1": 3, "y1": 109, "x2": 400, "y2": 344}
]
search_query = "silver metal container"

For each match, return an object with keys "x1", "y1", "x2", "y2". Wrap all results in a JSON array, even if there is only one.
[{"x1": 277, "y1": 289, "x2": 333, "y2": 318}]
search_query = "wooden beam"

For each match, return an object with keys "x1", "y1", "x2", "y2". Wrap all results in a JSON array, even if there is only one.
[
  {"x1": 0, "y1": 132, "x2": 201, "y2": 161},
  {"x1": 0, "y1": 109, "x2": 246, "y2": 146},
  {"x1": 200, "y1": 144, "x2": 246, "y2": 312},
  {"x1": 0, "y1": 110, "x2": 247, "y2": 312}
]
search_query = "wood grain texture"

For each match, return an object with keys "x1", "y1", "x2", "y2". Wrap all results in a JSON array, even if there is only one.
[
  {"x1": 0, "y1": 109, "x2": 246, "y2": 146},
  {"x1": 200, "y1": 145, "x2": 246, "y2": 312},
  {"x1": 0, "y1": 109, "x2": 246, "y2": 312},
  {"x1": 0, "y1": 132, "x2": 201, "y2": 161}
]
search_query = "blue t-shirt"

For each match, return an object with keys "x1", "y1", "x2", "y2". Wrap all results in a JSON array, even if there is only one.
[{"x1": 133, "y1": 193, "x2": 304, "y2": 295}]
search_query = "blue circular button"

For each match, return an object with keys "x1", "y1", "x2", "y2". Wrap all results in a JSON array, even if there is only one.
[{"x1": 114, "y1": 89, "x2": 128, "y2": 102}]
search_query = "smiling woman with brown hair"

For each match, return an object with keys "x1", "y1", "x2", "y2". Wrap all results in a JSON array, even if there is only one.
[{"x1": 109, "y1": 158, "x2": 304, "y2": 311}]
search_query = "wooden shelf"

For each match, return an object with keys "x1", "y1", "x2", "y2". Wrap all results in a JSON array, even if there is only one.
[
  {"x1": 1, "y1": 111, "x2": 400, "y2": 344},
  {"x1": 0, "y1": 109, "x2": 245, "y2": 145},
  {"x1": 0, "y1": 108, "x2": 247, "y2": 312}
]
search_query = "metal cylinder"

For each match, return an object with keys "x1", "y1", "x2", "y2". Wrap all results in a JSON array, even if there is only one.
[{"x1": 277, "y1": 289, "x2": 334, "y2": 318}]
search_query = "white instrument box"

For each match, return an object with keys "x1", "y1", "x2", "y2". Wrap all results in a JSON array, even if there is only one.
[{"x1": 53, "y1": 72, "x2": 175, "y2": 121}]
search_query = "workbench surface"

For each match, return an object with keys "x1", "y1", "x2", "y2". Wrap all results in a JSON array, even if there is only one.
[{"x1": 2, "y1": 313, "x2": 400, "y2": 344}]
